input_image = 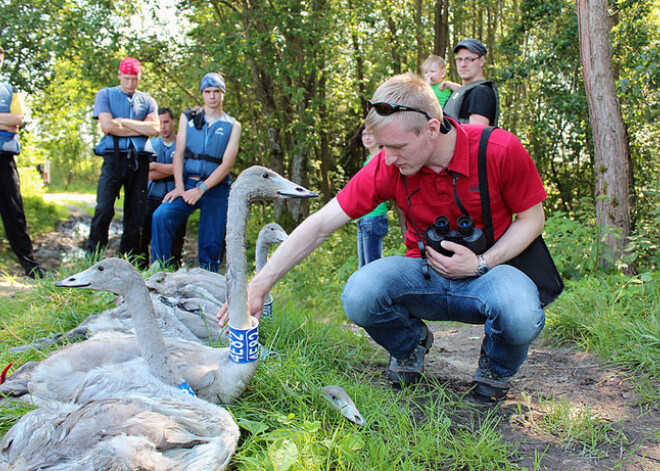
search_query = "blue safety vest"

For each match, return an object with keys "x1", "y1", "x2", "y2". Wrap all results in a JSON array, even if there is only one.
[
  {"x1": 0, "y1": 82, "x2": 20, "y2": 155},
  {"x1": 146, "y1": 137, "x2": 177, "y2": 200},
  {"x1": 182, "y1": 109, "x2": 235, "y2": 181},
  {"x1": 93, "y1": 86, "x2": 153, "y2": 156}
]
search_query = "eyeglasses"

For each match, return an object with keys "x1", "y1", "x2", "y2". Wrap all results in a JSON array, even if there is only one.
[
  {"x1": 454, "y1": 56, "x2": 481, "y2": 64},
  {"x1": 366, "y1": 100, "x2": 432, "y2": 121}
]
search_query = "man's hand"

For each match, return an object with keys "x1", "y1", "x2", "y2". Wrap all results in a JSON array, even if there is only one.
[
  {"x1": 0, "y1": 123, "x2": 18, "y2": 133},
  {"x1": 440, "y1": 80, "x2": 461, "y2": 91},
  {"x1": 217, "y1": 284, "x2": 265, "y2": 328},
  {"x1": 162, "y1": 187, "x2": 184, "y2": 203},
  {"x1": 426, "y1": 241, "x2": 480, "y2": 279},
  {"x1": 182, "y1": 187, "x2": 204, "y2": 206}
]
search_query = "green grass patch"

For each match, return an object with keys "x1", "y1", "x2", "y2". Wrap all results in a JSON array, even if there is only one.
[
  {"x1": 0, "y1": 202, "x2": 657, "y2": 468},
  {"x1": 543, "y1": 272, "x2": 660, "y2": 405}
]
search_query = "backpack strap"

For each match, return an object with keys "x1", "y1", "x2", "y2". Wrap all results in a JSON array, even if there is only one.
[{"x1": 478, "y1": 127, "x2": 495, "y2": 247}]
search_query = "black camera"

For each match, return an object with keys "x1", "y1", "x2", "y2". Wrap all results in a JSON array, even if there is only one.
[{"x1": 424, "y1": 216, "x2": 486, "y2": 256}]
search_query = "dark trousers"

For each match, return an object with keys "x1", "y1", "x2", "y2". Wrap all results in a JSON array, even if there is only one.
[
  {"x1": 0, "y1": 153, "x2": 40, "y2": 275},
  {"x1": 139, "y1": 197, "x2": 187, "y2": 269},
  {"x1": 87, "y1": 152, "x2": 149, "y2": 257}
]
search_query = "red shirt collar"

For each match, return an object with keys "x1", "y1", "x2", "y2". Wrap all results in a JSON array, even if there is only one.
[{"x1": 415, "y1": 117, "x2": 471, "y2": 178}]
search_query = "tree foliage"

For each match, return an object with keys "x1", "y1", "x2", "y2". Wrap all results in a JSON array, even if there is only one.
[{"x1": 1, "y1": 0, "x2": 658, "y2": 267}]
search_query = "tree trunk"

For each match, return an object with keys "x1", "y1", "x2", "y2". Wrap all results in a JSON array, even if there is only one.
[
  {"x1": 433, "y1": 0, "x2": 449, "y2": 57},
  {"x1": 576, "y1": 0, "x2": 631, "y2": 267}
]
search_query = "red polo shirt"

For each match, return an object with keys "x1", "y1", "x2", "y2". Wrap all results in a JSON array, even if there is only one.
[{"x1": 337, "y1": 119, "x2": 547, "y2": 258}]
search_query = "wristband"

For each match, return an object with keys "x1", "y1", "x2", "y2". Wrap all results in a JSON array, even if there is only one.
[{"x1": 196, "y1": 181, "x2": 208, "y2": 193}]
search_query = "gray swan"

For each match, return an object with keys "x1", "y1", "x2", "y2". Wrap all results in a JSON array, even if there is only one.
[
  {"x1": 2, "y1": 385, "x2": 239, "y2": 470},
  {"x1": 1, "y1": 258, "x2": 240, "y2": 469},
  {"x1": 9, "y1": 167, "x2": 316, "y2": 405},
  {"x1": 8, "y1": 223, "x2": 288, "y2": 354}
]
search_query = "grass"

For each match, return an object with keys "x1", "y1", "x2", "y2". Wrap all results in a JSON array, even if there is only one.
[
  {"x1": 0, "y1": 257, "x2": 519, "y2": 470},
  {"x1": 542, "y1": 272, "x2": 660, "y2": 405},
  {"x1": 1, "y1": 198, "x2": 659, "y2": 469}
]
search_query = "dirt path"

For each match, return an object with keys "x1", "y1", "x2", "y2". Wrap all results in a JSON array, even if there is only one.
[
  {"x1": 395, "y1": 324, "x2": 659, "y2": 470},
  {"x1": 5, "y1": 204, "x2": 660, "y2": 469}
]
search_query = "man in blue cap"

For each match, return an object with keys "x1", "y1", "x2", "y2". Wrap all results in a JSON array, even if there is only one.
[
  {"x1": 442, "y1": 39, "x2": 499, "y2": 126},
  {"x1": 0, "y1": 45, "x2": 43, "y2": 278},
  {"x1": 151, "y1": 73, "x2": 242, "y2": 272}
]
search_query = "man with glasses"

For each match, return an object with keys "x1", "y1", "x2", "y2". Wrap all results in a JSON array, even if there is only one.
[
  {"x1": 219, "y1": 73, "x2": 546, "y2": 402},
  {"x1": 442, "y1": 38, "x2": 499, "y2": 126}
]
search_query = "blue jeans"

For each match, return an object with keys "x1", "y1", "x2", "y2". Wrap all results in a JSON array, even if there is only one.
[
  {"x1": 357, "y1": 214, "x2": 389, "y2": 267},
  {"x1": 341, "y1": 256, "x2": 545, "y2": 378},
  {"x1": 151, "y1": 176, "x2": 230, "y2": 272}
]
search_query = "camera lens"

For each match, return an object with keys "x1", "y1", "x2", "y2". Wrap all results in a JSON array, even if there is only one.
[
  {"x1": 457, "y1": 216, "x2": 474, "y2": 236},
  {"x1": 434, "y1": 216, "x2": 450, "y2": 235}
]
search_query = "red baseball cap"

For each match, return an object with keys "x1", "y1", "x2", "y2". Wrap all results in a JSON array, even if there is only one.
[{"x1": 118, "y1": 57, "x2": 142, "y2": 76}]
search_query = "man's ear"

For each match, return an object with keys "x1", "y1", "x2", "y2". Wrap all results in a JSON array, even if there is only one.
[{"x1": 426, "y1": 118, "x2": 442, "y2": 138}]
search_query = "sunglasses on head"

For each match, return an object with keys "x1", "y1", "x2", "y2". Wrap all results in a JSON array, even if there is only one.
[{"x1": 366, "y1": 100, "x2": 433, "y2": 121}]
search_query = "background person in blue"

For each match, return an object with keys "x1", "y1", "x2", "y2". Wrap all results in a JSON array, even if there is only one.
[
  {"x1": 152, "y1": 73, "x2": 241, "y2": 272},
  {"x1": 0, "y1": 45, "x2": 43, "y2": 278},
  {"x1": 137, "y1": 107, "x2": 187, "y2": 269},
  {"x1": 86, "y1": 57, "x2": 159, "y2": 258},
  {"x1": 349, "y1": 124, "x2": 389, "y2": 267}
]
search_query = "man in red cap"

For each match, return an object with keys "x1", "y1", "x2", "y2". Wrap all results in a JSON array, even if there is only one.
[{"x1": 87, "y1": 57, "x2": 159, "y2": 259}]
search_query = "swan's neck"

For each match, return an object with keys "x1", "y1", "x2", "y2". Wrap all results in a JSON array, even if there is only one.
[
  {"x1": 255, "y1": 237, "x2": 269, "y2": 274},
  {"x1": 226, "y1": 194, "x2": 251, "y2": 330},
  {"x1": 126, "y1": 282, "x2": 183, "y2": 387}
]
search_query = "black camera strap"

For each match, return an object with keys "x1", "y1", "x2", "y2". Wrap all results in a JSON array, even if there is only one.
[
  {"x1": 477, "y1": 127, "x2": 496, "y2": 247},
  {"x1": 477, "y1": 126, "x2": 564, "y2": 307}
]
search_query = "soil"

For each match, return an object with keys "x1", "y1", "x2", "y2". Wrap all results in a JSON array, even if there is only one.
[
  {"x1": 3, "y1": 195, "x2": 659, "y2": 470},
  {"x1": 419, "y1": 324, "x2": 660, "y2": 470}
]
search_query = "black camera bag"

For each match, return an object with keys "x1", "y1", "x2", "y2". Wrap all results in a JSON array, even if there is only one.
[{"x1": 477, "y1": 127, "x2": 564, "y2": 308}]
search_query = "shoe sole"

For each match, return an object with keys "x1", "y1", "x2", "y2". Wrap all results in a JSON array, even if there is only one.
[
  {"x1": 471, "y1": 381, "x2": 509, "y2": 402},
  {"x1": 388, "y1": 369, "x2": 422, "y2": 387}
]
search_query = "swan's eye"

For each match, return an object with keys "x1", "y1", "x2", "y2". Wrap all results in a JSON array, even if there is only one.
[
  {"x1": 98, "y1": 266, "x2": 105, "y2": 272},
  {"x1": 262, "y1": 172, "x2": 269, "y2": 179}
]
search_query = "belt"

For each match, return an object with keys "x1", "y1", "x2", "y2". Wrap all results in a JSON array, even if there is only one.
[{"x1": 184, "y1": 150, "x2": 223, "y2": 165}]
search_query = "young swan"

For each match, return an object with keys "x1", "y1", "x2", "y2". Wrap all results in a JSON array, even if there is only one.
[{"x1": 26, "y1": 167, "x2": 317, "y2": 405}]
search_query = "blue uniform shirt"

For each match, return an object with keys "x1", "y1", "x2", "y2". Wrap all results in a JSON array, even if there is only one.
[
  {"x1": 93, "y1": 86, "x2": 157, "y2": 155},
  {"x1": 146, "y1": 136, "x2": 177, "y2": 200}
]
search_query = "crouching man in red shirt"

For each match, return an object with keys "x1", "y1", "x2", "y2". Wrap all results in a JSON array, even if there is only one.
[{"x1": 219, "y1": 73, "x2": 546, "y2": 402}]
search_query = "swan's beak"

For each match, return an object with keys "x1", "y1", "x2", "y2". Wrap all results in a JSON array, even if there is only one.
[
  {"x1": 272, "y1": 176, "x2": 318, "y2": 199},
  {"x1": 56, "y1": 276, "x2": 91, "y2": 288}
]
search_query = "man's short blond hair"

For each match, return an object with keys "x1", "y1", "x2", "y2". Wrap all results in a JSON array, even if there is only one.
[
  {"x1": 365, "y1": 73, "x2": 443, "y2": 134},
  {"x1": 422, "y1": 55, "x2": 446, "y2": 72}
]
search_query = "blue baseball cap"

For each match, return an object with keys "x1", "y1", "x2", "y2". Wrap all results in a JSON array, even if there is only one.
[{"x1": 200, "y1": 73, "x2": 226, "y2": 92}]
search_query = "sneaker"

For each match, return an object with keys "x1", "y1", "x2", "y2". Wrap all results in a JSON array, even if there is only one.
[
  {"x1": 471, "y1": 349, "x2": 511, "y2": 402},
  {"x1": 388, "y1": 324, "x2": 434, "y2": 387}
]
